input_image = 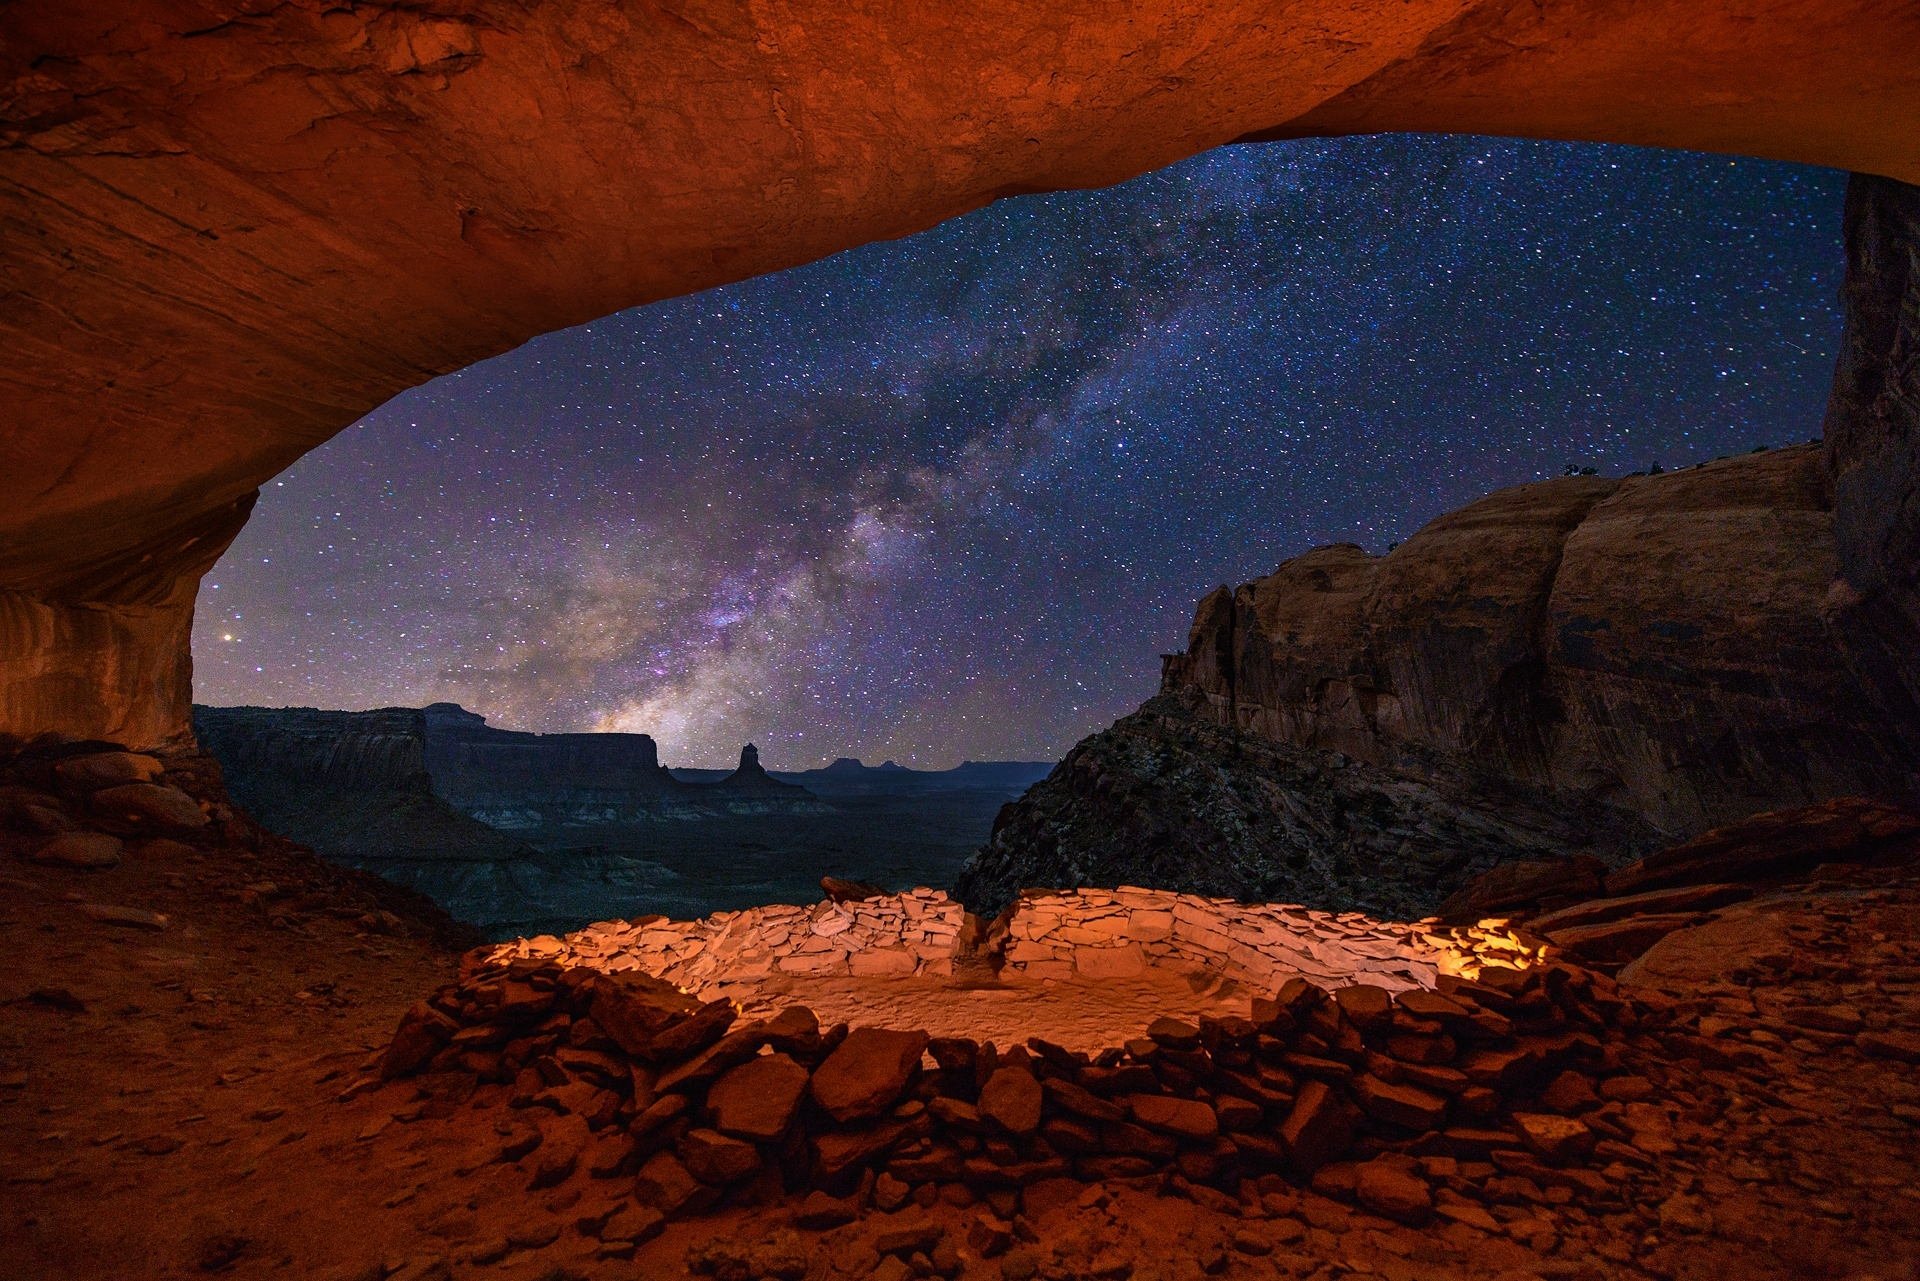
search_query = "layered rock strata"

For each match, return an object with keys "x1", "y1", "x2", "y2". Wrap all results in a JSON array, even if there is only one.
[{"x1": 965, "y1": 440, "x2": 1920, "y2": 916}]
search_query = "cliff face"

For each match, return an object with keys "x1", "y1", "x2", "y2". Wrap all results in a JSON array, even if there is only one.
[
  {"x1": 961, "y1": 441, "x2": 1920, "y2": 916},
  {"x1": 197, "y1": 704, "x2": 826, "y2": 833},
  {"x1": 1167, "y1": 445, "x2": 1916, "y2": 837},
  {"x1": 191, "y1": 705, "x2": 535, "y2": 867},
  {"x1": 952, "y1": 689, "x2": 1659, "y2": 920}
]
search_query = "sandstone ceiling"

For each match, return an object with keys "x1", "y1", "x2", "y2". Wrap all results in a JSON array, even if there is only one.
[{"x1": 3, "y1": 0, "x2": 1919, "y2": 746}]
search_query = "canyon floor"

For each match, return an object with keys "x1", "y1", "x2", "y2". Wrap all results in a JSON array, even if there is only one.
[{"x1": 5, "y1": 779, "x2": 1920, "y2": 1280}]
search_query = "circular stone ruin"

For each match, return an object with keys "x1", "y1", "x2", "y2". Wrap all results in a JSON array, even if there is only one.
[
  {"x1": 376, "y1": 884, "x2": 1665, "y2": 1231},
  {"x1": 480, "y1": 886, "x2": 1548, "y2": 1052}
]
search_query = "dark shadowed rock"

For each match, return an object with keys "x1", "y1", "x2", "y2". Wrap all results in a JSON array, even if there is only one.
[
  {"x1": 960, "y1": 441, "x2": 1920, "y2": 918},
  {"x1": 1439, "y1": 855, "x2": 1609, "y2": 920},
  {"x1": 30, "y1": 831, "x2": 122, "y2": 869},
  {"x1": 89, "y1": 782, "x2": 207, "y2": 834}
]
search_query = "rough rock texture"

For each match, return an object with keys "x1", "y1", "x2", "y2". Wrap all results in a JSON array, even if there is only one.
[
  {"x1": 955, "y1": 689, "x2": 1657, "y2": 919},
  {"x1": 4, "y1": 5, "x2": 1920, "y2": 746},
  {"x1": 190, "y1": 702, "x2": 830, "y2": 931},
  {"x1": 1821, "y1": 174, "x2": 1920, "y2": 748},
  {"x1": 964, "y1": 443, "x2": 1920, "y2": 916},
  {"x1": 1167, "y1": 445, "x2": 1916, "y2": 835}
]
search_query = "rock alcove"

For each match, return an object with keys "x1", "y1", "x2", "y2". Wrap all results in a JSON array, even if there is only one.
[
  {"x1": 5, "y1": 5, "x2": 1920, "y2": 1278},
  {"x1": 4, "y1": 1, "x2": 1920, "y2": 751}
]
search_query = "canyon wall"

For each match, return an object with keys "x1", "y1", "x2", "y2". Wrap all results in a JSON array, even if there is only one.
[
  {"x1": 963, "y1": 432, "x2": 1920, "y2": 915},
  {"x1": 3, "y1": 4, "x2": 1920, "y2": 747},
  {"x1": 1169, "y1": 444, "x2": 1915, "y2": 834}
]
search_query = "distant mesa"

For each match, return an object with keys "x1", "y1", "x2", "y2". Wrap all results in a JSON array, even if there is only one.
[{"x1": 194, "y1": 701, "x2": 832, "y2": 847}]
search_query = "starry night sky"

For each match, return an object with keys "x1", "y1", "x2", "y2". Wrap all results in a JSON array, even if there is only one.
[{"x1": 192, "y1": 136, "x2": 1846, "y2": 769}]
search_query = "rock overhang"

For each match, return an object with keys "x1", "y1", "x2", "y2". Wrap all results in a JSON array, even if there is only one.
[{"x1": 4, "y1": 1, "x2": 1920, "y2": 744}]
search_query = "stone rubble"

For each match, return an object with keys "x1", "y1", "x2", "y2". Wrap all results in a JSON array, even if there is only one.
[{"x1": 385, "y1": 942, "x2": 1675, "y2": 1231}]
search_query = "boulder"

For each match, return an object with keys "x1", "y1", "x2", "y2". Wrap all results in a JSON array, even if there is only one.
[
  {"x1": 1126, "y1": 1093, "x2": 1218, "y2": 1139},
  {"x1": 1511, "y1": 1112, "x2": 1596, "y2": 1163},
  {"x1": 30, "y1": 832, "x2": 122, "y2": 868},
  {"x1": 88, "y1": 783, "x2": 207, "y2": 834},
  {"x1": 587, "y1": 972, "x2": 705, "y2": 1061},
  {"x1": 707, "y1": 1053, "x2": 809, "y2": 1141},
  {"x1": 1857, "y1": 1031, "x2": 1920, "y2": 1064},
  {"x1": 1525, "y1": 882, "x2": 1755, "y2": 933},
  {"x1": 809, "y1": 1029, "x2": 928, "y2": 1123},
  {"x1": 1279, "y1": 1080, "x2": 1353, "y2": 1175},
  {"x1": 676, "y1": 1128, "x2": 761, "y2": 1184},
  {"x1": 1353, "y1": 1159, "x2": 1432, "y2": 1225},
  {"x1": 1439, "y1": 856, "x2": 1610, "y2": 920},
  {"x1": 977, "y1": 1067, "x2": 1043, "y2": 1135},
  {"x1": 633, "y1": 1151, "x2": 712, "y2": 1217},
  {"x1": 53, "y1": 751, "x2": 164, "y2": 793},
  {"x1": 529, "y1": 1113, "x2": 590, "y2": 1189},
  {"x1": 382, "y1": 1001, "x2": 459, "y2": 1079},
  {"x1": 1332, "y1": 984, "x2": 1392, "y2": 1030},
  {"x1": 1541, "y1": 914, "x2": 1696, "y2": 966},
  {"x1": 1352, "y1": 1075, "x2": 1447, "y2": 1129}
]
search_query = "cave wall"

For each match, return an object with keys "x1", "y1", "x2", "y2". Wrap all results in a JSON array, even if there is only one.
[{"x1": 3, "y1": 2, "x2": 1919, "y2": 747}]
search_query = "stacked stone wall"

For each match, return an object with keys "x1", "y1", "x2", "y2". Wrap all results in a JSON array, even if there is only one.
[
  {"x1": 995, "y1": 887, "x2": 1546, "y2": 989},
  {"x1": 489, "y1": 888, "x2": 967, "y2": 991}
]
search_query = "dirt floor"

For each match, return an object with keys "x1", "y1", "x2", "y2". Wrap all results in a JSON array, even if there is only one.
[{"x1": 5, "y1": 815, "x2": 1920, "y2": 1280}]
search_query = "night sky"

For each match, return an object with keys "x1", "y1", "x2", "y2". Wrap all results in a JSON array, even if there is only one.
[{"x1": 193, "y1": 136, "x2": 1846, "y2": 769}]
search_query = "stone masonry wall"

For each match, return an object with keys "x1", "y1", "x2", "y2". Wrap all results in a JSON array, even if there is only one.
[
  {"x1": 489, "y1": 889, "x2": 967, "y2": 991},
  {"x1": 995, "y1": 887, "x2": 1546, "y2": 990}
]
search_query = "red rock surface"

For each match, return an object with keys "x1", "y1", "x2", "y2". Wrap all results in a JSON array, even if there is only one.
[
  {"x1": 5, "y1": 744, "x2": 1920, "y2": 1278},
  {"x1": 4, "y1": 5, "x2": 1920, "y2": 746}
]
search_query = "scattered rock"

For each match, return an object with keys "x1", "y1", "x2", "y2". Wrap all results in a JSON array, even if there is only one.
[
  {"x1": 977, "y1": 1066, "x2": 1044, "y2": 1135},
  {"x1": 1856, "y1": 1030, "x2": 1920, "y2": 1063},
  {"x1": 707, "y1": 1052, "x2": 809, "y2": 1140},
  {"x1": 30, "y1": 832, "x2": 122, "y2": 869},
  {"x1": 53, "y1": 751, "x2": 164, "y2": 793},
  {"x1": 677, "y1": 1128, "x2": 761, "y2": 1184},
  {"x1": 78, "y1": 903, "x2": 168, "y2": 931},
  {"x1": 88, "y1": 782, "x2": 208, "y2": 834},
  {"x1": 808, "y1": 1028, "x2": 928, "y2": 1122},
  {"x1": 1354, "y1": 1159, "x2": 1433, "y2": 1225}
]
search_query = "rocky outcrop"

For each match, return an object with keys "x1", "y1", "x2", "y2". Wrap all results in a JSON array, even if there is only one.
[
  {"x1": 198, "y1": 703, "x2": 825, "y2": 833},
  {"x1": 419, "y1": 702, "x2": 687, "y2": 828},
  {"x1": 1820, "y1": 174, "x2": 1920, "y2": 755},
  {"x1": 1166, "y1": 445, "x2": 1916, "y2": 835},
  {"x1": 956, "y1": 691, "x2": 1659, "y2": 919},
  {"x1": 964, "y1": 442, "x2": 1920, "y2": 917},
  {"x1": 192, "y1": 704, "x2": 532, "y2": 858},
  {"x1": 4, "y1": 5, "x2": 1919, "y2": 748},
  {"x1": 193, "y1": 703, "x2": 829, "y2": 933},
  {"x1": 1438, "y1": 797, "x2": 1920, "y2": 974}
]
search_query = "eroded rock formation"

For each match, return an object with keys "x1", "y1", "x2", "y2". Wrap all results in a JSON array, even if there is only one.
[
  {"x1": 192, "y1": 702, "x2": 827, "y2": 931},
  {"x1": 3, "y1": 4, "x2": 1920, "y2": 746},
  {"x1": 963, "y1": 440, "x2": 1920, "y2": 915}
]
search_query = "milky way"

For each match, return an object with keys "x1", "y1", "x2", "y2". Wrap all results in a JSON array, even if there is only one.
[{"x1": 192, "y1": 136, "x2": 1846, "y2": 769}]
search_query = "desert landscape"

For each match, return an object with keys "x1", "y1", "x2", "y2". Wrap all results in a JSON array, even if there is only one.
[{"x1": 5, "y1": 4, "x2": 1920, "y2": 1280}]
